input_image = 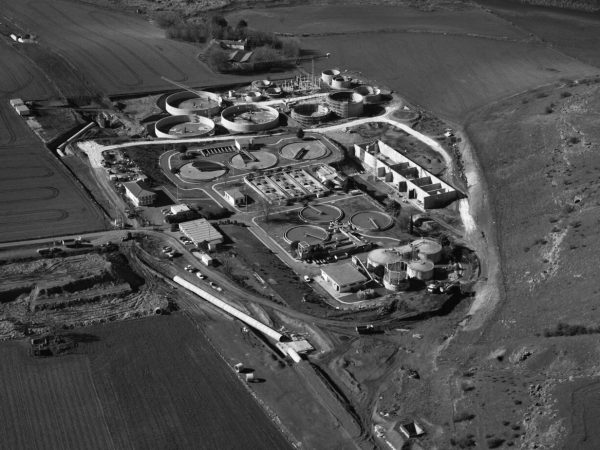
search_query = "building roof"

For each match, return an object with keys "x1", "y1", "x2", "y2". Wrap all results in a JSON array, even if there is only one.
[
  {"x1": 224, "y1": 188, "x2": 244, "y2": 200},
  {"x1": 179, "y1": 218, "x2": 223, "y2": 244},
  {"x1": 322, "y1": 263, "x2": 368, "y2": 287},
  {"x1": 122, "y1": 180, "x2": 155, "y2": 199}
]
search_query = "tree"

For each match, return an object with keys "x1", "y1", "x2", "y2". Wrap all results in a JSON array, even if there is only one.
[
  {"x1": 175, "y1": 143, "x2": 187, "y2": 153},
  {"x1": 259, "y1": 199, "x2": 272, "y2": 222},
  {"x1": 296, "y1": 128, "x2": 305, "y2": 140}
]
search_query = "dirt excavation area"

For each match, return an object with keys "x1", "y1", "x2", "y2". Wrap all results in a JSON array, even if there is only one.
[
  {"x1": 435, "y1": 77, "x2": 600, "y2": 449},
  {"x1": 0, "y1": 248, "x2": 169, "y2": 340}
]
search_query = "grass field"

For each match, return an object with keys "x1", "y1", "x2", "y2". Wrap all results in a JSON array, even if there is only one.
[{"x1": 0, "y1": 314, "x2": 291, "y2": 449}]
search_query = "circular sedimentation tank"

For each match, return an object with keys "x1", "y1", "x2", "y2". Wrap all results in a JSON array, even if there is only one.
[
  {"x1": 291, "y1": 103, "x2": 330, "y2": 128},
  {"x1": 165, "y1": 91, "x2": 222, "y2": 117},
  {"x1": 330, "y1": 75, "x2": 353, "y2": 90},
  {"x1": 350, "y1": 210, "x2": 393, "y2": 232},
  {"x1": 412, "y1": 238, "x2": 443, "y2": 263},
  {"x1": 178, "y1": 160, "x2": 227, "y2": 182},
  {"x1": 299, "y1": 204, "x2": 344, "y2": 224},
  {"x1": 367, "y1": 248, "x2": 404, "y2": 269},
  {"x1": 155, "y1": 114, "x2": 215, "y2": 139},
  {"x1": 326, "y1": 91, "x2": 364, "y2": 118},
  {"x1": 284, "y1": 225, "x2": 329, "y2": 244},
  {"x1": 244, "y1": 91, "x2": 263, "y2": 102},
  {"x1": 221, "y1": 104, "x2": 280, "y2": 133},
  {"x1": 354, "y1": 85, "x2": 382, "y2": 103},
  {"x1": 280, "y1": 139, "x2": 329, "y2": 160},
  {"x1": 229, "y1": 150, "x2": 278, "y2": 171},
  {"x1": 321, "y1": 69, "x2": 340, "y2": 85},
  {"x1": 407, "y1": 259, "x2": 434, "y2": 281}
]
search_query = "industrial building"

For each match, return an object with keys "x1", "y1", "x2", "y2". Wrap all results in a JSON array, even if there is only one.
[
  {"x1": 179, "y1": 218, "x2": 223, "y2": 250},
  {"x1": 353, "y1": 140, "x2": 458, "y2": 209},
  {"x1": 314, "y1": 164, "x2": 347, "y2": 188},
  {"x1": 122, "y1": 180, "x2": 156, "y2": 207},
  {"x1": 326, "y1": 91, "x2": 364, "y2": 118},
  {"x1": 321, "y1": 263, "x2": 368, "y2": 293}
]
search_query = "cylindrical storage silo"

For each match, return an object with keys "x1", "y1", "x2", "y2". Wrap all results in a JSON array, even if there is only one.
[
  {"x1": 407, "y1": 260, "x2": 434, "y2": 281},
  {"x1": 321, "y1": 69, "x2": 340, "y2": 85},
  {"x1": 291, "y1": 103, "x2": 330, "y2": 128},
  {"x1": 331, "y1": 75, "x2": 353, "y2": 90},
  {"x1": 383, "y1": 261, "x2": 409, "y2": 291},
  {"x1": 245, "y1": 91, "x2": 263, "y2": 102},
  {"x1": 326, "y1": 91, "x2": 364, "y2": 118},
  {"x1": 354, "y1": 85, "x2": 382, "y2": 103},
  {"x1": 412, "y1": 238, "x2": 443, "y2": 263},
  {"x1": 367, "y1": 248, "x2": 405, "y2": 270}
]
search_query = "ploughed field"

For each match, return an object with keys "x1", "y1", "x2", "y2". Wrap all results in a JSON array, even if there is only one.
[
  {"x1": 0, "y1": 0, "x2": 274, "y2": 96},
  {"x1": 0, "y1": 39, "x2": 105, "y2": 243},
  {"x1": 0, "y1": 314, "x2": 291, "y2": 450}
]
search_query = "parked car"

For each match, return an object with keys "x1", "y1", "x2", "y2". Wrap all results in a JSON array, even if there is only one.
[
  {"x1": 184, "y1": 265, "x2": 194, "y2": 272},
  {"x1": 209, "y1": 281, "x2": 222, "y2": 292},
  {"x1": 196, "y1": 272, "x2": 206, "y2": 280},
  {"x1": 303, "y1": 275, "x2": 312, "y2": 282}
]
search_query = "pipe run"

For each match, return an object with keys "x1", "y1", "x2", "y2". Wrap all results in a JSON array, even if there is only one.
[{"x1": 173, "y1": 276, "x2": 287, "y2": 342}]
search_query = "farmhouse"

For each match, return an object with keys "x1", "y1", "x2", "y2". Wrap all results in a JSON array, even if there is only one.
[
  {"x1": 223, "y1": 188, "x2": 245, "y2": 206},
  {"x1": 122, "y1": 180, "x2": 156, "y2": 207},
  {"x1": 179, "y1": 218, "x2": 223, "y2": 250},
  {"x1": 321, "y1": 263, "x2": 368, "y2": 293},
  {"x1": 353, "y1": 140, "x2": 458, "y2": 209}
]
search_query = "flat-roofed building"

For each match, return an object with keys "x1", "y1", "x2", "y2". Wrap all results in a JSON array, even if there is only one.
[
  {"x1": 122, "y1": 180, "x2": 156, "y2": 207},
  {"x1": 321, "y1": 263, "x2": 368, "y2": 293},
  {"x1": 179, "y1": 218, "x2": 223, "y2": 250}
]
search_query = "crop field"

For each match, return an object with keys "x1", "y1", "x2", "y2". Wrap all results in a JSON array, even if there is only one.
[
  {"x1": 0, "y1": 315, "x2": 291, "y2": 450},
  {"x1": 226, "y1": 4, "x2": 529, "y2": 38},
  {"x1": 0, "y1": 39, "x2": 105, "y2": 242},
  {"x1": 0, "y1": 0, "x2": 272, "y2": 96}
]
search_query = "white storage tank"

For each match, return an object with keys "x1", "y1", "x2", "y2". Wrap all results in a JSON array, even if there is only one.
[
  {"x1": 367, "y1": 248, "x2": 404, "y2": 269},
  {"x1": 383, "y1": 261, "x2": 409, "y2": 291},
  {"x1": 407, "y1": 260, "x2": 434, "y2": 281},
  {"x1": 321, "y1": 69, "x2": 340, "y2": 85},
  {"x1": 412, "y1": 238, "x2": 443, "y2": 263}
]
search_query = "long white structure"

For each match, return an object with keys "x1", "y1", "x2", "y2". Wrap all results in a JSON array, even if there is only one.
[{"x1": 173, "y1": 276, "x2": 286, "y2": 342}]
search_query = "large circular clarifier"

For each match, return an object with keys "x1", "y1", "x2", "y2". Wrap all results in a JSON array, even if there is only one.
[
  {"x1": 284, "y1": 225, "x2": 329, "y2": 244},
  {"x1": 155, "y1": 115, "x2": 215, "y2": 139},
  {"x1": 299, "y1": 204, "x2": 343, "y2": 224},
  {"x1": 165, "y1": 91, "x2": 222, "y2": 116},
  {"x1": 350, "y1": 211, "x2": 393, "y2": 232},
  {"x1": 221, "y1": 104, "x2": 280, "y2": 133}
]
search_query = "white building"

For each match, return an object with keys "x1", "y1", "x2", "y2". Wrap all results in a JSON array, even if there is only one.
[
  {"x1": 223, "y1": 188, "x2": 245, "y2": 207},
  {"x1": 170, "y1": 204, "x2": 190, "y2": 215},
  {"x1": 179, "y1": 218, "x2": 223, "y2": 251},
  {"x1": 122, "y1": 181, "x2": 156, "y2": 207},
  {"x1": 321, "y1": 263, "x2": 368, "y2": 293}
]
